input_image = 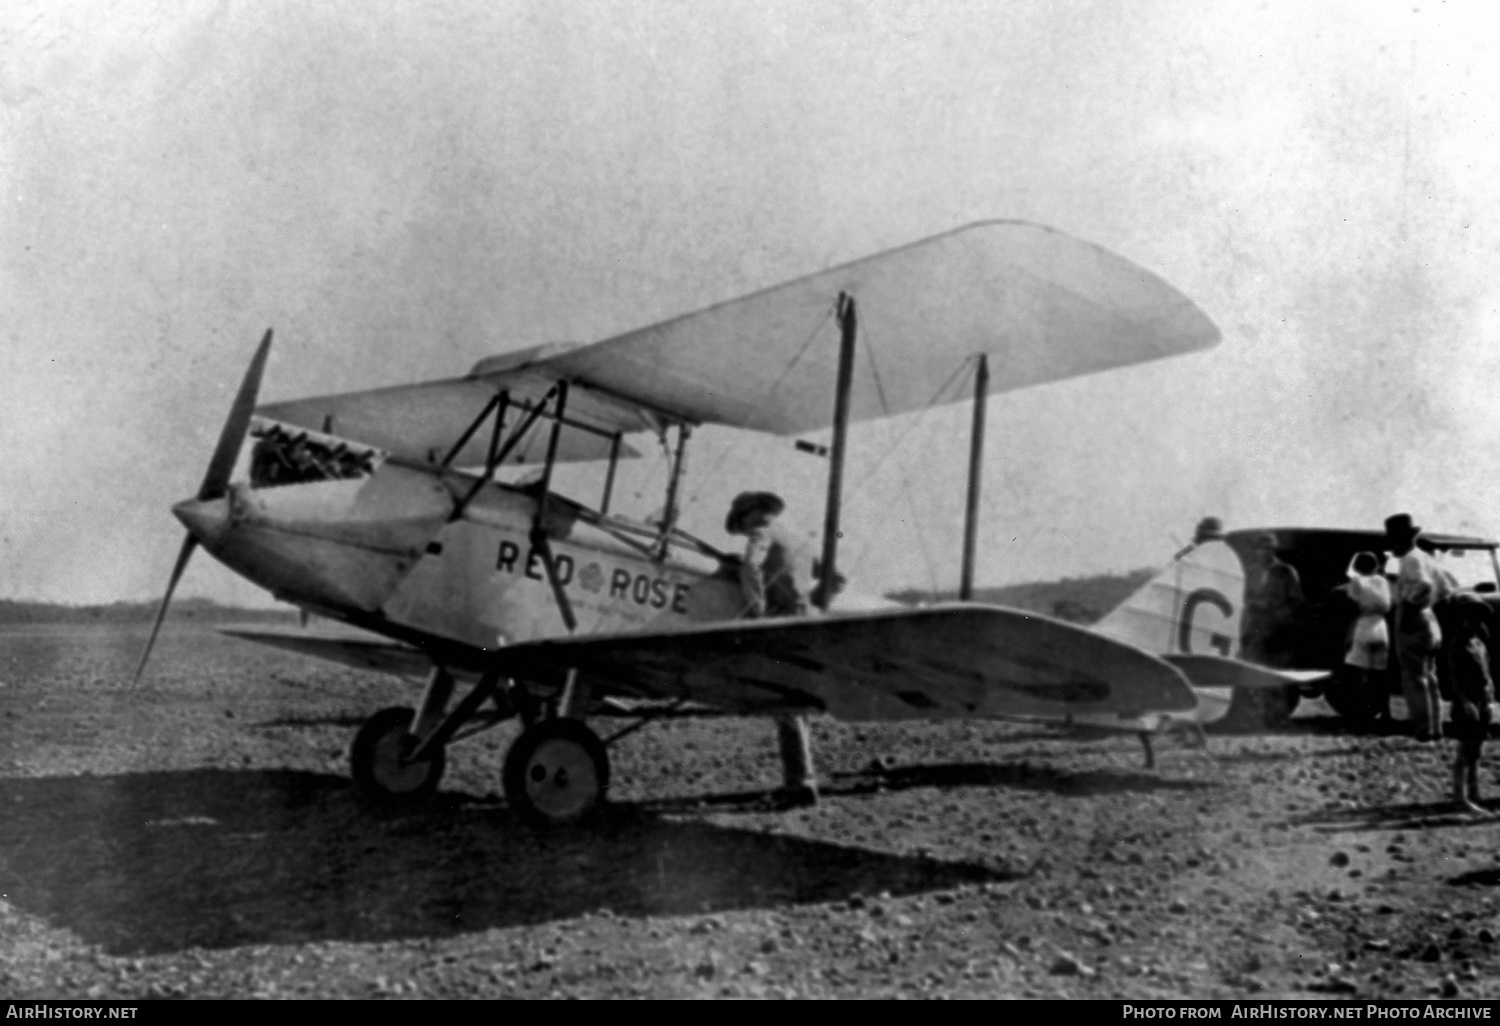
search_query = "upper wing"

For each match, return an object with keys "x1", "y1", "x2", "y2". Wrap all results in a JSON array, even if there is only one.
[
  {"x1": 499, "y1": 603, "x2": 1197, "y2": 723},
  {"x1": 256, "y1": 364, "x2": 646, "y2": 468},
  {"x1": 524, "y1": 220, "x2": 1220, "y2": 434},
  {"x1": 258, "y1": 221, "x2": 1219, "y2": 453}
]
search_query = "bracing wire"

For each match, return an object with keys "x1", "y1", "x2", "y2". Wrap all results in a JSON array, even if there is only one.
[
  {"x1": 841, "y1": 351, "x2": 980, "y2": 598},
  {"x1": 689, "y1": 304, "x2": 836, "y2": 499},
  {"x1": 843, "y1": 353, "x2": 976, "y2": 505},
  {"x1": 852, "y1": 324, "x2": 940, "y2": 595}
]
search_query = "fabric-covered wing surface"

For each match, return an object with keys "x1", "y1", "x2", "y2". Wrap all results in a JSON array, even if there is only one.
[
  {"x1": 256, "y1": 221, "x2": 1219, "y2": 458},
  {"x1": 256, "y1": 372, "x2": 647, "y2": 468},
  {"x1": 515, "y1": 220, "x2": 1221, "y2": 434},
  {"x1": 500, "y1": 604, "x2": 1197, "y2": 723},
  {"x1": 221, "y1": 628, "x2": 435, "y2": 680}
]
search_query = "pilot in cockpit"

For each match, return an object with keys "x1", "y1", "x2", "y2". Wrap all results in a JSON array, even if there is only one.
[{"x1": 724, "y1": 491, "x2": 809, "y2": 619}]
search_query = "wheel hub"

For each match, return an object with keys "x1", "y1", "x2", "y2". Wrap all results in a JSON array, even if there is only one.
[
  {"x1": 522, "y1": 738, "x2": 599, "y2": 820},
  {"x1": 371, "y1": 725, "x2": 434, "y2": 794}
]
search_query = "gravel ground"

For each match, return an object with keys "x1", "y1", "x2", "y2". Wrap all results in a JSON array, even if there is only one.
[{"x1": 2, "y1": 622, "x2": 1499, "y2": 1000}]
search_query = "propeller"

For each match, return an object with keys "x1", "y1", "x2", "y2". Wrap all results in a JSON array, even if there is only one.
[{"x1": 130, "y1": 329, "x2": 274, "y2": 686}]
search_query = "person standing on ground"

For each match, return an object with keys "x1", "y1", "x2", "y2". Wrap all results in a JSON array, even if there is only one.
[
  {"x1": 1341, "y1": 551, "x2": 1392, "y2": 710},
  {"x1": 724, "y1": 491, "x2": 818, "y2": 808},
  {"x1": 1444, "y1": 592, "x2": 1493, "y2": 815},
  {"x1": 1386, "y1": 513, "x2": 1449, "y2": 741},
  {"x1": 1241, "y1": 533, "x2": 1306, "y2": 668}
]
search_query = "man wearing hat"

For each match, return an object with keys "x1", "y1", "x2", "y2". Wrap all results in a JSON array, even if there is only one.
[
  {"x1": 725, "y1": 490, "x2": 818, "y2": 806},
  {"x1": 1386, "y1": 513, "x2": 1451, "y2": 740}
]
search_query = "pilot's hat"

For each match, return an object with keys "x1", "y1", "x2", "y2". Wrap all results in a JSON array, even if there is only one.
[
  {"x1": 725, "y1": 491, "x2": 785, "y2": 535},
  {"x1": 1193, "y1": 516, "x2": 1225, "y2": 543},
  {"x1": 1384, "y1": 513, "x2": 1422, "y2": 543}
]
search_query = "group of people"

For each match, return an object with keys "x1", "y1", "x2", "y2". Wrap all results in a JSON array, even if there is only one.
[
  {"x1": 1249, "y1": 513, "x2": 1494, "y2": 816},
  {"x1": 1377, "y1": 513, "x2": 1493, "y2": 815},
  {"x1": 728, "y1": 494, "x2": 1496, "y2": 817}
]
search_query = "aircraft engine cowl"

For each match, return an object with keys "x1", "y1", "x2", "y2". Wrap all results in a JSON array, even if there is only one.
[{"x1": 183, "y1": 466, "x2": 453, "y2": 614}]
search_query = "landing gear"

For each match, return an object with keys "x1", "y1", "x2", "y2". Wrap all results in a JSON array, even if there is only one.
[
  {"x1": 1218, "y1": 683, "x2": 1299, "y2": 732},
  {"x1": 503, "y1": 719, "x2": 610, "y2": 828},
  {"x1": 351, "y1": 706, "x2": 446, "y2": 805},
  {"x1": 1321, "y1": 666, "x2": 1383, "y2": 727}
]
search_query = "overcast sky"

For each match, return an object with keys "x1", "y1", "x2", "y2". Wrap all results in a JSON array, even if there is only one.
[{"x1": 3, "y1": 0, "x2": 1499, "y2": 607}]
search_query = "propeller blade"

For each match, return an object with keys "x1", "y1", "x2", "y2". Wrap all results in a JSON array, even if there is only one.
[
  {"x1": 132, "y1": 328, "x2": 274, "y2": 686},
  {"x1": 130, "y1": 533, "x2": 198, "y2": 686},
  {"x1": 199, "y1": 328, "x2": 273, "y2": 500}
]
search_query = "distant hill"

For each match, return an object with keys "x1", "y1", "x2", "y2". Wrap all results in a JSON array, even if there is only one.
[
  {"x1": 888, "y1": 568, "x2": 1156, "y2": 625},
  {"x1": 0, "y1": 598, "x2": 297, "y2": 626}
]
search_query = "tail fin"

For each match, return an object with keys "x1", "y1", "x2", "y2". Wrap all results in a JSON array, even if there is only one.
[{"x1": 1093, "y1": 539, "x2": 1246, "y2": 659}]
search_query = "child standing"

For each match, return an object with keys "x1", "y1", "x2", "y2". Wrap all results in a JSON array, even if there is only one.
[{"x1": 1445, "y1": 592, "x2": 1494, "y2": 816}]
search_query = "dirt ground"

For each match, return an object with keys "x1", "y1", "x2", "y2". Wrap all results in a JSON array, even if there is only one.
[{"x1": 2, "y1": 622, "x2": 1499, "y2": 1000}]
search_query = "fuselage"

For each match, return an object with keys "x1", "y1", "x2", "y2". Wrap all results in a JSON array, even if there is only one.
[{"x1": 174, "y1": 454, "x2": 746, "y2": 656}]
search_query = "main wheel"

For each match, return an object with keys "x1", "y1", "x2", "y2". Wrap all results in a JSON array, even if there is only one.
[
  {"x1": 1321, "y1": 666, "x2": 1382, "y2": 727},
  {"x1": 1218, "y1": 684, "x2": 1298, "y2": 732},
  {"x1": 503, "y1": 719, "x2": 609, "y2": 828},
  {"x1": 351, "y1": 706, "x2": 446, "y2": 806}
]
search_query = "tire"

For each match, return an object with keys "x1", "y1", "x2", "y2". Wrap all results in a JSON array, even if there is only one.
[
  {"x1": 351, "y1": 706, "x2": 446, "y2": 806},
  {"x1": 503, "y1": 719, "x2": 610, "y2": 828},
  {"x1": 1218, "y1": 684, "x2": 1298, "y2": 732},
  {"x1": 1320, "y1": 667, "x2": 1382, "y2": 727}
]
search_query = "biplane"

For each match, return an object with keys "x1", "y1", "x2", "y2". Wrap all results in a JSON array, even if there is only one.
[{"x1": 136, "y1": 220, "x2": 1257, "y2": 826}]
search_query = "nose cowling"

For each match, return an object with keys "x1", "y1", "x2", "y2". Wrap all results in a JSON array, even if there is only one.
[{"x1": 172, "y1": 496, "x2": 231, "y2": 548}]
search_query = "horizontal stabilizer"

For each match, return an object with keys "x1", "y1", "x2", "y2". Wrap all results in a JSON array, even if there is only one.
[{"x1": 1164, "y1": 653, "x2": 1326, "y2": 692}]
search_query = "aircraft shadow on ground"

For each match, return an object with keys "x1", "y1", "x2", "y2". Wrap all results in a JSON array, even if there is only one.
[
  {"x1": 838, "y1": 760, "x2": 1217, "y2": 798},
  {"x1": 1211, "y1": 745, "x2": 1372, "y2": 765},
  {"x1": 0, "y1": 769, "x2": 1007, "y2": 957},
  {"x1": 642, "y1": 760, "x2": 1215, "y2": 817}
]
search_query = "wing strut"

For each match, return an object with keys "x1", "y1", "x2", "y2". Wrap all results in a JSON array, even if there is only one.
[
  {"x1": 815, "y1": 293, "x2": 858, "y2": 611},
  {"x1": 655, "y1": 424, "x2": 691, "y2": 560},
  {"x1": 601, "y1": 432, "x2": 623, "y2": 514},
  {"x1": 450, "y1": 388, "x2": 567, "y2": 522},
  {"x1": 531, "y1": 380, "x2": 578, "y2": 633},
  {"x1": 959, "y1": 354, "x2": 990, "y2": 600}
]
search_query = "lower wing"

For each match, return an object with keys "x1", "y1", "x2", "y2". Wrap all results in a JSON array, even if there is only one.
[
  {"x1": 498, "y1": 603, "x2": 1197, "y2": 724},
  {"x1": 221, "y1": 627, "x2": 434, "y2": 680},
  {"x1": 223, "y1": 605, "x2": 1199, "y2": 726}
]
